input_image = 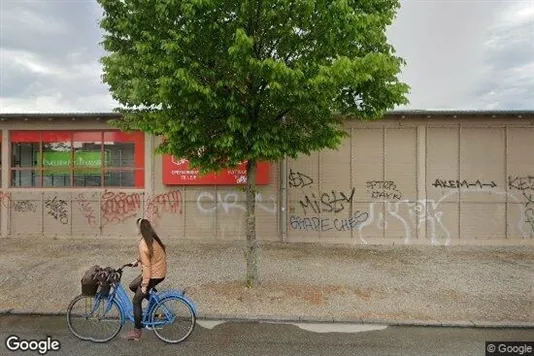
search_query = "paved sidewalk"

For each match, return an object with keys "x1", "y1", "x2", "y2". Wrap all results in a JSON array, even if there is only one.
[{"x1": 0, "y1": 237, "x2": 532, "y2": 327}]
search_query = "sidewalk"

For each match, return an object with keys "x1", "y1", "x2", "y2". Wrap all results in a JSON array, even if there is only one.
[{"x1": 0, "y1": 237, "x2": 533, "y2": 328}]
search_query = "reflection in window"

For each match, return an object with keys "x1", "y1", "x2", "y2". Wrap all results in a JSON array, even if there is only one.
[
  {"x1": 9, "y1": 131, "x2": 144, "y2": 188},
  {"x1": 104, "y1": 171, "x2": 135, "y2": 187},
  {"x1": 42, "y1": 135, "x2": 72, "y2": 187}
]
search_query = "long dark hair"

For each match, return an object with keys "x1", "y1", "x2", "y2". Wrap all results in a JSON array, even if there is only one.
[{"x1": 136, "y1": 218, "x2": 166, "y2": 258}]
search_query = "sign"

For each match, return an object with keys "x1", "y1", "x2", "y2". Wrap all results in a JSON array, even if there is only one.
[
  {"x1": 162, "y1": 155, "x2": 270, "y2": 185},
  {"x1": 36, "y1": 151, "x2": 109, "y2": 175}
]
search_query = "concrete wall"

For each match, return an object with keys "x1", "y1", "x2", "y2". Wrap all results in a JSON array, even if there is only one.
[
  {"x1": 0, "y1": 120, "x2": 280, "y2": 241},
  {"x1": 1, "y1": 113, "x2": 534, "y2": 246},
  {"x1": 287, "y1": 115, "x2": 534, "y2": 245}
]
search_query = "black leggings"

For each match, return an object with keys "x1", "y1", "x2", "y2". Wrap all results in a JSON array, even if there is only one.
[{"x1": 129, "y1": 274, "x2": 164, "y2": 329}]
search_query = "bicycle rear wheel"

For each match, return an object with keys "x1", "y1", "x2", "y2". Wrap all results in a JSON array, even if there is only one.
[
  {"x1": 66, "y1": 294, "x2": 123, "y2": 343},
  {"x1": 150, "y1": 296, "x2": 196, "y2": 344}
]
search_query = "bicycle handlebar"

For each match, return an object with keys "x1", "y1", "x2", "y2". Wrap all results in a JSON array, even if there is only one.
[
  {"x1": 117, "y1": 263, "x2": 135, "y2": 271},
  {"x1": 93, "y1": 262, "x2": 135, "y2": 285}
]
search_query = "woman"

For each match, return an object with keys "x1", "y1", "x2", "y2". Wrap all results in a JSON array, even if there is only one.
[{"x1": 125, "y1": 218, "x2": 167, "y2": 341}]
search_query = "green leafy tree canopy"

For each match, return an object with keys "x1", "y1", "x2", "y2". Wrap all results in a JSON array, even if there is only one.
[
  {"x1": 98, "y1": 0, "x2": 409, "y2": 287},
  {"x1": 97, "y1": 0, "x2": 409, "y2": 173}
]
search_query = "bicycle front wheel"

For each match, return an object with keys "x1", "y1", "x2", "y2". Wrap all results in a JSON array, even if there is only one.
[
  {"x1": 150, "y1": 296, "x2": 196, "y2": 344},
  {"x1": 66, "y1": 294, "x2": 123, "y2": 343}
]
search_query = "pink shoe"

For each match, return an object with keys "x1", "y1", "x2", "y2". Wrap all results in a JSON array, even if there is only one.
[{"x1": 124, "y1": 328, "x2": 142, "y2": 341}]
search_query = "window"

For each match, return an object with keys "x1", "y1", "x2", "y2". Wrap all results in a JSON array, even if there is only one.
[{"x1": 10, "y1": 130, "x2": 144, "y2": 188}]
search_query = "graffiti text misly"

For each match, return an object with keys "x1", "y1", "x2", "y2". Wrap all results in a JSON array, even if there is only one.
[
  {"x1": 299, "y1": 188, "x2": 355, "y2": 216},
  {"x1": 366, "y1": 180, "x2": 402, "y2": 200},
  {"x1": 12, "y1": 200, "x2": 37, "y2": 213},
  {"x1": 290, "y1": 212, "x2": 369, "y2": 232},
  {"x1": 288, "y1": 169, "x2": 314, "y2": 188},
  {"x1": 197, "y1": 192, "x2": 276, "y2": 214},
  {"x1": 44, "y1": 196, "x2": 68, "y2": 225},
  {"x1": 432, "y1": 179, "x2": 497, "y2": 189},
  {"x1": 101, "y1": 191, "x2": 141, "y2": 226}
]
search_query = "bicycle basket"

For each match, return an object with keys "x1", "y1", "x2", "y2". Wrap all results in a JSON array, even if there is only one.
[
  {"x1": 98, "y1": 281, "x2": 112, "y2": 297},
  {"x1": 94, "y1": 267, "x2": 118, "y2": 297},
  {"x1": 80, "y1": 265, "x2": 101, "y2": 296}
]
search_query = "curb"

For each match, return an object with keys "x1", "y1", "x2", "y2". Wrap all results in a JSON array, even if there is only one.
[{"x1": 2, "y1": 309, "x2": 532, "y2": 329}]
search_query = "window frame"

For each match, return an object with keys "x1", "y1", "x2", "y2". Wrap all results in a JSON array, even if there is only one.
[{"x1": 9, "y1": 130, "x2": 145, "y2": 189}]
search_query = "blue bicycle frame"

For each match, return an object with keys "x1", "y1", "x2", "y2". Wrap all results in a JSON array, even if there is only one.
[{"x1": 92, "y1": 282, "x2": 197, "y2": 328}]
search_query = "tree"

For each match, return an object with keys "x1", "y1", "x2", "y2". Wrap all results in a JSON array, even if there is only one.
[{"x1": 97, "y1": 0, "x2": 410, "y2": 287}]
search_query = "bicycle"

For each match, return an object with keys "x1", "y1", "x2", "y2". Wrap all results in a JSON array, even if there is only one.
[{"x1": 66, "y1": 262, "x2": 197, "y2": 344}]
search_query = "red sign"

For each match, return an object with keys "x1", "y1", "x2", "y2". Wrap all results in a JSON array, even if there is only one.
[{"x1": 162, "y1": 155, "x2": 270, "y2": 185}]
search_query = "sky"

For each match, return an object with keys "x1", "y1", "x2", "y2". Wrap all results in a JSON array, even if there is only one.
[{"x1": 0, "y1": 0, "x2": 532, "y2": 113}]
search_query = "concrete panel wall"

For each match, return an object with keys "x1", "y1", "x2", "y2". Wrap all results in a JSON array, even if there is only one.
[
  {"x1": 287, "y1": 118, "x2": 534, "y2": 245},
  {"x1": 150, "y1": 135, "x2": 280, "y2": 241},
  {"x1": 1, "y1": 114, "x2": 533, "y2": 246}
]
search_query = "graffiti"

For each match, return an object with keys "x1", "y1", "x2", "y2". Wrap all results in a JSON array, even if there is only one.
[
  {"x1": 299, "y1": 188, "x2": 355, "y2": 216},
  {"x1": 366, "y1": 180, "x2": 402, "y2": 200},
  {"x1": 12, "y1": 200, "x2": 37, "y2": 213},
  {"x1": 521, "y1": 192, "x2": 534, "y2": 235},
  {"x1": 0, "y1": 192, "x2": 11, "y2": 208},
  {"x1": 197, "y1": 192, "x2": 277, "y2": 214},
  {"x1": 44, "y1": 196, "x2": 68, "y2": 225},
  {"x1": 432, "y1": 179, "x2": 497, "y2": 189},
  {"x1": 508, "y1": 176, "x2": 534, "y2": 191},
  {"x1": 101, "y1": 190, "x2": 142, "y2": 226},
  {"x1": 525, "y1": 209, "x2": 534, "y2": 234},
  {"x1": 288, "y1": 169, "x2": 314, "y2": 188},
  {"x1": 290, "y1": 212, "x2": 369, "y2": 232},
  {"x1": 145, "y1": 190, "x2": 182, "y2": 221},
  {"x1": 74, "y1": 194, "x2": 97, "y2": 227},
  {"x1": 356, "y1": 189, "x2": 531, "y2": 245}
]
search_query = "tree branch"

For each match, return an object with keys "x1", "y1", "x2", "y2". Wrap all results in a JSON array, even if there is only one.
[{"x1": 275, "y1": 109, "x2": 290, "y2": 122}]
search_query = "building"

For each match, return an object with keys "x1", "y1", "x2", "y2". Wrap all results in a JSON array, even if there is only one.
[{"x1": 0, "y1": 110, "x2": 533, "y2": 246}]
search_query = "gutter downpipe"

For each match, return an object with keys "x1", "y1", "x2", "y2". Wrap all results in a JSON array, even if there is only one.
[{"x1": 280, "y1": 116, "x2": 288, "y2": 243}]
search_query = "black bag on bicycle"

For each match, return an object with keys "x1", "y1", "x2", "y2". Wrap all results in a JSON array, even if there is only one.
[
  {"x1": 97, "y1": 267, "x2": 116, "y2": 297},
  {"x1": 80, "y1": 265, "x2": 101, "y2": 296}
]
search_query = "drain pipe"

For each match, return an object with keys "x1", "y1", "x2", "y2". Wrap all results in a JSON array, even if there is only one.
[
  {"x1": 280, "y1": 155, "x2": 288, "y2": 243},
  {"x1": 280, "y1": 116, "x2": 288, "y2": 243}
]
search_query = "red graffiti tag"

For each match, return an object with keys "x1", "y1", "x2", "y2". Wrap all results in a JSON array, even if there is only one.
[
  {"x1": 74, "y1": 193, "x2": 97, "y2": 227},
  {"x1": 101, "y1": 190, "x2": 142, "y2": 226},
  {"x1": 0, "y1": 192, "x2": 11, "y2": 209},
  {"x1": 145, "y1": 190, "x2": 182, "y2": 222}
]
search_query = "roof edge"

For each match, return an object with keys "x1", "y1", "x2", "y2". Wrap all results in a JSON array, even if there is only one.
[{"x1": 0, "y1": 110, "x2": 533, "y2": 119}]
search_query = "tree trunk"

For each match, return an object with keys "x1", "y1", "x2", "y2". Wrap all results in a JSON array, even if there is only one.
[{"x1": 245, "y1": 159, "x2": 259, "y2": 288}]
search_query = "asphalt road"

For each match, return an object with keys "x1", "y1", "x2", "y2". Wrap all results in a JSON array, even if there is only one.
[{"x1": 0, "y1": 315, "x2": 533, "y2": 356}]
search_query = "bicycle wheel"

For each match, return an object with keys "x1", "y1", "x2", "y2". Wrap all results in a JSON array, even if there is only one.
[
  {"x1": 66, "y1": 294, "x2": 123, "y2": 343},
  {"x1": 149, "y1": 296, "x2": 196, "y2": 344}
]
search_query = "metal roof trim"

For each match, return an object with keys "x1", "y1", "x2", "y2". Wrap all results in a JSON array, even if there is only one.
[{"x1": 1, "y1": 110, "x2": 533, "y2": 120}]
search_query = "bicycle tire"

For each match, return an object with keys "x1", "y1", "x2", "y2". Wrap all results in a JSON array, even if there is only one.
[
  {"x1": 66, "y1": 294, "x2": 123, "y2": 343},
  {"x1": 149, "y1": 296, "x2": 196, "y2": 344}
]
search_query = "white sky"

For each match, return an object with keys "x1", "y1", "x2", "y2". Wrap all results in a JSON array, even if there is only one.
[{"x1": 0, "y1": 0, "x2": 532, "y2": 113}]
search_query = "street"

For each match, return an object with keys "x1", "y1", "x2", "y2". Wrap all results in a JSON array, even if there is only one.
[{"x1": 0, "y1": 315, "x2": 532, "y2": 356}]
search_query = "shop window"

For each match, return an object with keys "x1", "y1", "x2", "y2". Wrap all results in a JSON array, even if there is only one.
[{"x1": 10, "y1": 130, "x2": 144, "y2": 188}]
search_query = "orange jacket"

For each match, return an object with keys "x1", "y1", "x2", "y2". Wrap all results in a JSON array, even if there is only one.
[{"x1": 138, "y1": 238, "x2": 167, "y2": 286}]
